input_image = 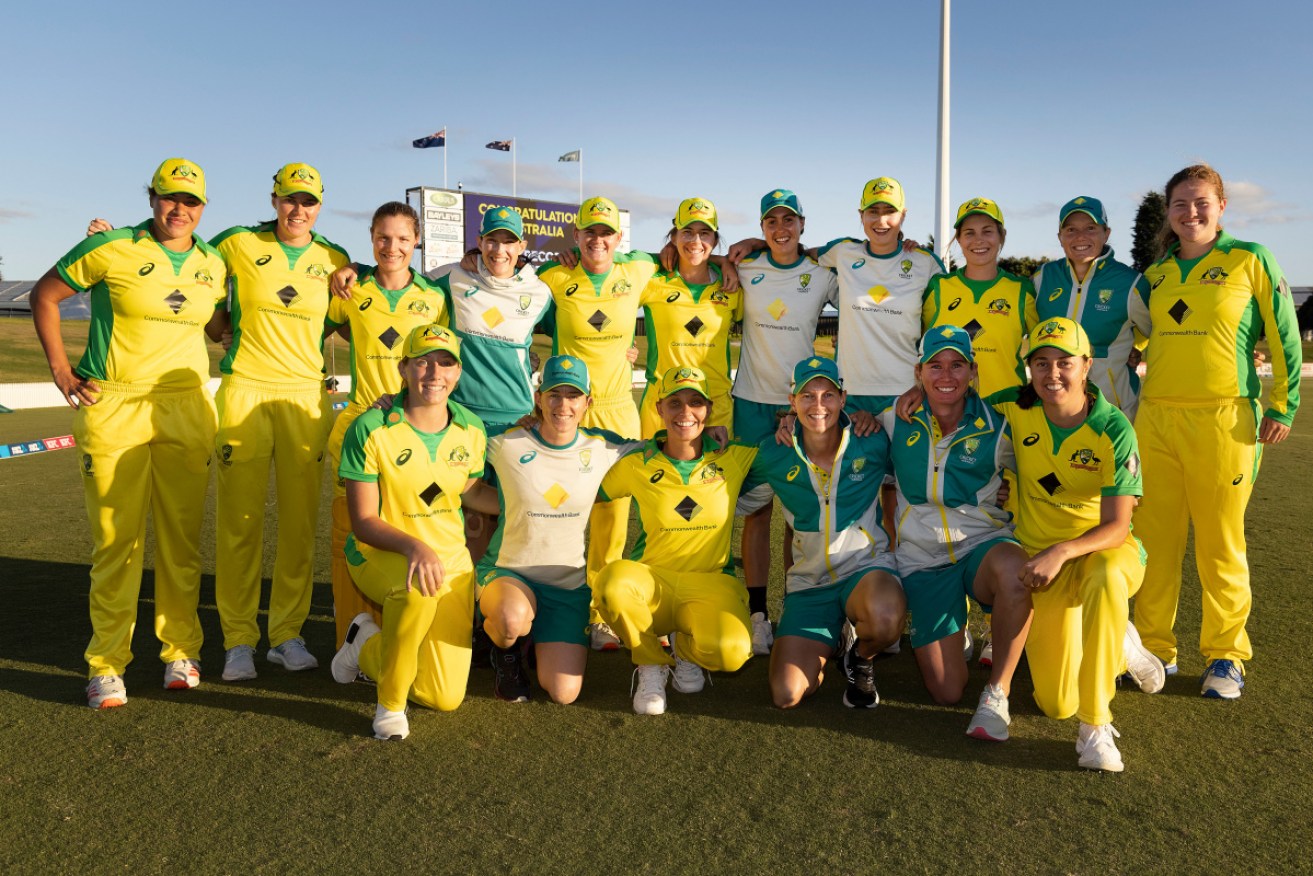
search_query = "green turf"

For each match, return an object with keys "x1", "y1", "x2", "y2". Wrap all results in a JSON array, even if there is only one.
[{"x1": 1, "y1": 391, "x2": 1311, "y2": 873}]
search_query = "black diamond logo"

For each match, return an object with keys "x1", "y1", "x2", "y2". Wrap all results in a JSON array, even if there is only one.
[
  {"x1": 674, "y1": 495, "x2": 700, "y2": 521},
  {"x1": 276, "y1": 285, "x2": 300, "y2": 307},
  {"x1": 164, "y1": 289, "x2": 187, "y2": 314},
  {"x1": 963, "y1": 319, "x2": 983, "y2": 339},
  {"x1": 684, "y1": 316, "x2": 705, "y2": 337},
  {"x1": 419, "y1": 482, "x2": 443, "y2": 505},
  {"x1": 379, "y1": 326, "x2": 401, "y2": 349},
  {"x1": 1168, "y1": 299, "x2": 1191, "y2": 325},
  {"x1": 1037, "y1": 473, "x2": 1063, "y2": 496},
  {"x1": 587, "y1": 309, "x2": 609, "y2": 332}
]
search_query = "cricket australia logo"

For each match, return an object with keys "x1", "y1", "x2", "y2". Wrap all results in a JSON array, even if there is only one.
[
  {"x1": 698, "y1": 462, "x2": 725, "y2": 484},
  {"x1": 899, "y1": 259, "x2": 913, "y2": 279},
  {"x1": 447, "y1": 446, "x2": 470, "y2": 467},
  {"x1": 579, "y1": 449, "x2": 593, "y2": 473},
  {"x1": 1069, "y1": 448, "x2": 1101, "y2": 472},
  {"x1": 1200, "y1": 266, "x2": 1229, "y2": 285}
]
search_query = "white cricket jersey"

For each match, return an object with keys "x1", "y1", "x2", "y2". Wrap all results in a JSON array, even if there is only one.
[
  {"x1": 479, "y1": 425, "x2": 640, "y2": 589},
  {"x1": 733, "y1": 251, "x2": 838, "y2": 405},
  {"x1": 816, "y1": 238, "x2": 944, "y2": 396}
]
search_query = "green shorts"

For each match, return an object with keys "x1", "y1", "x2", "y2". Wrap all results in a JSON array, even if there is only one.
[
  {"x1": 844, "y1": 394, "x2": 899, "y2": 416},
  {"x1": 776, "y1": 564, "x2": 899, "y2": 649},
  {"x1": 732, "y1": 397, "x2": 789, "y2": 445},
  {"x1": 476, "y1": 567, "x2": 591, "y2": 647},
  {"x1": 902, "y1": 537, "x2": 1015, "y2": 649}
]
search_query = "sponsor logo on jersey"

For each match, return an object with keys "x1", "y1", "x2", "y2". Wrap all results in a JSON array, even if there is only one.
[
  {"x1": 1047, "y1": 287, "x2": 1063, "y2": 302},
  {"x1": 1151, "y1": 275, "x2": 1165, "y2": 290},
  {"x1": 359, "y1": 297, "x2": 374, "y2": 311},
  {"x1": 905, "y1": 432, "x2": 921, "y2": 447},
  {"x1": 587, "y1": 309, "x2": 611, "y2": 332},
  {"x1": 767, "y1": 299, "x2": 787, "y2": 321},
  {"x1": 563, "y1": 283, "x2": 578, "y2": 297},
  {"x1": 684, "y1": 316, "x2": 705, "y2": 337},
  {"x1": 378, "y1": 326, "x2": 401, "y2": 349},
  {"x1": 1022, "y1": 433, "x2": 1040, "y2": 446},
  {"x1": 465, "y1": 285, "x2": 480, "y2": 298},
  {"x1": 396, "y1": 448, "x2": 413, "y2": 465},
  {"x1": 519, "y1": 451, "x2": 538, "y2": 464},
  {"x1": 650, "y1": 470, "x2": 665, "y2": 483},
  {"x1": 1068, "y1": 448, "x2": 1100, "y2": 471},
  {"x1": 1232, "y1": 473, "x2": 1243, "y2": 485},
  {"x1": 543, "y1": 483, "x2": 569, "y2": 508},
  {"x1": 751, "y1": 273, "x2": 765, "y2": 285},
  {"x1": 674, "y1": 495, "x2": 702, "y2": 521},
  {"x1": 276, "y1": 285, "x2": 300, "y2": 308},
  {"x1": 1167, "y1": 299, "x2": 1193, "y2": 325},
  {"x1": 164, "y1": 289, "x2": 189, "y2": 314},
  {"x1": 867, "y1": 286, "x2": 890, "y2": 305},
  {"x1": 963, "y1": 319, "x2": 984, "y2": 339},
  {"x1": 666, "y1": 291, "x2": 681, "y2": 303},
  {"x1": 1037, "y1": 472, "x2": 1064, "y2": 496},
  {"x1": 418, "y1": 482, "x2": 443, "y2": 505},
  {"x1": 947, "y1": 297, "x2": 962, "y2": 311},
  {"x1": 256, "y1": 254, "x2": 273, "y2": 266},
  {"x1": 139, "y1": 263, "x2": 155, "y2": 276},
  {"x1": 851, "y1": 258, "x2": 866, "y2": 270}
]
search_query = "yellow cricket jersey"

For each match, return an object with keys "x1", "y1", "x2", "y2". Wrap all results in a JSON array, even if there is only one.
[
  {"x1": 598, "y1": 434, "x2": 757, "y2": 574},
  {"x1": 1141, "y1": 232, "x2": 1302, "y2": 424},
  {"x1": 923, "y1": 269, "x2": 1038, "y2": 396},
  {"x1": 56, "y1": 220, "x2": 228, "y2": 388},
  {"x1": 339, "y1": 396, "x2": 485, "y2": 563},
  {"x1": 987, "y1": 384, "x2": 1141, "y2": 551},
  {"x1": 639, "y1": 264, "x2": 743, "y2": 401},
  {"x1": 325, "y1": 267, "x2": 449, "y2": 407},
  {"x1": 537, "y1": 251, "x2": 660, "y2": 401},
  {"x1": 209, "y1": 223, "x2": 350, "y2": 382}
]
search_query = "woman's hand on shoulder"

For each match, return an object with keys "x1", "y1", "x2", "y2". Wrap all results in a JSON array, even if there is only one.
[{"x1": 330, "y1": 263, "x2": 359, "y2": 299}]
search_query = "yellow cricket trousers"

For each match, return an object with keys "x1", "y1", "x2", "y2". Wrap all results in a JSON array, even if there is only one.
[
  {"x1": 1024, "y1": 537, "x2": 1145, "y2": 726},
  {"x1": 75, "y1": 382, "x2": 216, "y2": 678},
  {"x1": 327, "y1": 402, "x2": 382, "y2": 646},
  {"x1": 214, "y1": 375, "x2": 332, "y2": 650},
  {"x1": 1133, "y1": 398, "x2": 1259, "y2": 666},
  {"x1": 582, "y1": 395, "x2": 640, "y2": 623},
  {"x1": 597, "y1": 559, "x2": 752, "y2": 670},
  {"x1": 349, "y1": 547, "x2": 475, "y2": 712}
]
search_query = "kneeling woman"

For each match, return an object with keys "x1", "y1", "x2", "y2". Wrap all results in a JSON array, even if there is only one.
[
  {"x1": 747, "y1": 357, "x2": 906, "y2": 710},
  {"x1": 882, "y1": 326, "x2": 1032, "y2": 741},
  {"x1": 596, "y1": 367, "x2": 758, "y2": 715},
  {"x1": 467, "y1": 356, "x2": 639, "y2": 705},
  {"x1": 988, "y1": 317, "x2": 1163, "y2": 771},
  {"x1": 331, "y1": 325, "x2": 485, "y2": 740}
]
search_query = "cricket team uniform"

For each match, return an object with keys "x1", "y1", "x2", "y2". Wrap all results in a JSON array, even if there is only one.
[
  {"x1": 339, "y1": 397, "x2": 486, "y2": 712},
  {"x1": 208, "y1": 223, "x2": 350, "y2": 652},
  {"x1": 731, "y1": 251, "x2": 837, "y2": 442},
  {"x1": 989, "y1": 384, "x2": 1144, "y2": 726},
  {"x1": 922, "y1": 269, "x2": 1037, "y2": 397},
  {"x1": 430, "y1": 260, "x2": 552, "y2": 430},
  {"x1": 596, "y1": 435, "x2": 757, "y2": 670},
  {"x1": 537, "y1": 252, "x2": 661, "y2": 587},
  {"x1": 636, "y1": 265, "x2": 743, "y2": 437},
  {"x1": 324, "y1": 268, "x2": 448, "y2": 645},
  {"x1": 741, "y1": 420, "x2": 896, "y2": 648},
  {"x1": 816, "y1": 238, "x2": 944, "y2": 412},
  {"x1": 1133, "y1": 233, "x2": 1301, "y2": 668},
  {"x1": 1033, "y1": 249, "x2": 1151, "y2": 418},
  {"x1": 879, "y1": 394, "x2": 1016, "y2": 648},
  {"x1": 57, "y1": 222, "x2": 228, "y2": 678},
  {"x1": 477, "y1": 425, "x2": 641, "y2": 646}
]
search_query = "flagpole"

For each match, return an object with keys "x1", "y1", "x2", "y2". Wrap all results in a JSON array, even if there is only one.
[
  {"x1": 443, "y1": 127, "x2": 448, "y2": 189},
  {"x1": 934, "y1": 0, "x2": 951, "y2": 261},
  {"x1": 512, "y1": 138, "x2": 517, "y2": 198},
  {"x1": 578, "y1": 148, "x2": 584, "y2": 203}
]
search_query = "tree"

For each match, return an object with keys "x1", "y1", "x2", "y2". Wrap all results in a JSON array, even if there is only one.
[
  {"x1": 998, "y1": 255, "x2": 1049, "y2": 277},
  {"x1": 1131, "y1": 190, "x2": 1166, "y2": 273}
]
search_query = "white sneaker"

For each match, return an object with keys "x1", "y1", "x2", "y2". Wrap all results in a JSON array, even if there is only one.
[
  {"x1": 332, "y1": 613, "x2": 381, "y2": 683},
  {"x1": 965, "y1": 683, "x2": 1010, "y2": 742},
  {"x1": 1123, "y1": 624, "x2": 1165, "y2": 694},
  {"x1": 590, "y1": 622, "x2": 622, "y2": 652},
  {"x1": 1164, "y1": 662, "x2": 1179, "y2": 677},
  {"x1": 978, "y1": 635, "x2": 994, "y2": 667},
  {"x1": 163, "y1": 658, "x2": 200, "y2": 690},
  {"x1": 669, "y1": 633, "x2": 707, "y2": 693},
  {"x1": 632, "y1": 664, "x2": 669, "y2": 715},
  {"x1": 1076, "y1": 723, "x2": 1124, "y2": 772},
  {"x1": 222, "y1": 645, "x2": 258, "y2": 681},
  {"x1": 87, "y1": 674, "x2": 127, "y2": 709},
  {"x1": 373, "y1": 704, "x2": 409, "y2": 741},
  {"x1": 268, "y1": 637, "x2": 319, "y2": 672},
  {"x1": 1201, "y1": 659, "x2": 1244, "y2": 699},
  {"x1": 750, "y1": 611, "x2": 774, "y2": 656}
]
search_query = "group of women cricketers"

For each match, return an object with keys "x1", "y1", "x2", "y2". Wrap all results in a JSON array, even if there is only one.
[{"x1": 31, "y1": 157, "x2": 1301, "y2": 773}]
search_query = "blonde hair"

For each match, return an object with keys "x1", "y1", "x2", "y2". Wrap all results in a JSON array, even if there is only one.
[{"x1": 1156, "y1": 164, "x2": 1225, "y2": 259}]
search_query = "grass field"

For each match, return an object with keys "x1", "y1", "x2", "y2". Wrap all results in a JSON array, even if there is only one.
[{"x1": 2, "y1": 329, "x2": 1312, "y2": 872}]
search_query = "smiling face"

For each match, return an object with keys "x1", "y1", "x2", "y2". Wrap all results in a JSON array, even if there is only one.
[
  {"x1": 271, "y1": 192, "x2": 321, "y2": 246},
  {"x1": 916, "y1": 348, "x2": 976, "y2": 407},
  {"x1": 1058, "y1": 213, "x2": 1110, "y2": 266},
  {"x1": 790, "y1": 376, "x2": 845, "y2": 435},
  {"x1": 955, "y1": 214, "x2": 1004, "y2": 270},
  {"x1": 657, "y1": 389, "x2": 709, "y2": 442},
  {"x1": 398, "y1": 349, "x2": 460, "y2": 404},
  {"x1": 372, "y1": 214, "x2": 418, "y2": 276},
  {"x1": 479, "y1": 229, "x2": 526, "y2": 279},
  {"x1": 1028, "y1": 349, "x2": 1091, "y2": 409},
  {"x1": 1168, "y1": 177, "x2": 1226, "y2": 256},
  {"x1": 860, "y1": 202, "x2": 905, "y2": 254},
  {"x1": 675, "y1": 221, "x2": 717, "y2": 269},
  {"x1": 761, "y1": 207, "x2": 804, "y2": 260},
  {"x1": 535, "y1": 384, "x2": 590, "y2": 435},
  {"x1": 575, "y1": 224, "x2": 622, "y2": 272},
  {"x1": 150, "y1": 192, "x2": 204, "y2": 249}
]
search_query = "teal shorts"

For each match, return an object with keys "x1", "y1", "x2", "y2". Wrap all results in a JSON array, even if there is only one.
[
  {"x1": 733, "y1": 397, "x2": 789, "y2": 444},
  {"x1": 776, "y1": 564, "x2": 899, "y2": 649},
  {"x1": 845, "y1": 394, "x2": 899, "y2": 416},
  {"x1": 902, "y1": 537, "x2": 1016, "y2": 649},
  {"x1": 476, "y1": 567, "x2": 591, "y2": 647}
]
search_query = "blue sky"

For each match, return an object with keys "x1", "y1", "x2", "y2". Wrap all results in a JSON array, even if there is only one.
[{"x1": 2, "y1": 0, "x2": 1310, "y2": 284}]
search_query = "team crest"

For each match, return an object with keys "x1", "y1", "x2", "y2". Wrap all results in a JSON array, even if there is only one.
[
  {"x1": 1200, "y1": 266, "x2": 1229, "y2": 285},
  {"x1": 517, "y1": 294, "x2": 532, "y2": 312},
  {"x1": 710, "y1": 289, "x2": 729, "y2": 305},
  {"x1": 964, "y1": 438, "x2": 980, "y2": 455},
  {"x1": 986, "y1": 298, "x2": 1011, "y2": 315},
  {"x1": 220, "y1": 444, "x2": 233, "y2": 464},
  {"x1": 193, "y1": 268, "x2": 214, "y2": 287},
  {"x1": 699, "y1": 462, "x2": 725, "y2": 484},
  {"x1": 1069, "y1": 448, "x2": 1101, "y2": 471},
  {"x1": 799, "y1": 273, "x2": 811, "y2": 288},
  {"x1": 406, "y1": 299, "x2": 431, "y2": 316},
  {"x1": 612, "y1": 279, "x2": 632, "y2": 296},
  {"x1": 852, "y1": 457, "x2": 866, "y2": 473},
  {"x1": 579, "y1": 449, "x2": 593, "y2": 471},
  {"x1": 305, "y1": 264, "x2": 330, "y2": 279},
  {"x1": 899, "y1": 259, "x2": 913, "y2": 278},
  {"x1": 1098, "y1": 288, "x2": 1114, "y2": 304},
  {"x1": 447, "y1": 445, "x2": 470, "y2": 467}
]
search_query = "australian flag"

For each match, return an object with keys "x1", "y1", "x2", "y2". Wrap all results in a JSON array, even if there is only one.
[
  {"x1": 412, "y1": 129, "x2": 446, "y2": 149},
  {"x1": 485, "y1": 140, "x2": 512, "y2": 152}
]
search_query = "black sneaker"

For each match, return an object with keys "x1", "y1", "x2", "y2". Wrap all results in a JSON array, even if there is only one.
[
  {"x1": 842, "y1": 639, "x2": 879, "y2": 709},
  {"x1": 492, "y1": 644, "x2": 531, "y2": 703}
]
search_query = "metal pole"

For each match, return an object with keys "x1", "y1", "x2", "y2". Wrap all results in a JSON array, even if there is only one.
[
  {"x1": 578, "y1": 148, "x2": 584, "y2": 203},
  {"x1": 512, "y1": 139, "x2": 517, "y2": 198},
  {"x1": 935, "y1": 0, "x2": 951, "y2": 261},
  {"x1": 443, "y1": 128, "x2": 448, "y2": 189}
]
